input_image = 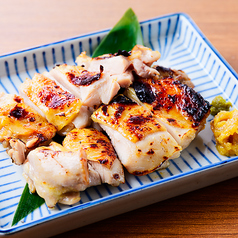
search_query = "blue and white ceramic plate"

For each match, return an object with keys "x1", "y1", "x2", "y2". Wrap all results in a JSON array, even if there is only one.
[{"x1": 1, "y1": 13, "x2": 238, "y2": 237}]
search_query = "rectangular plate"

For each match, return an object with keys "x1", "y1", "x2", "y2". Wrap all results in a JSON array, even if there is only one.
[{"x1": 1, "y1": 13, "x2": 238, "y2": 237}]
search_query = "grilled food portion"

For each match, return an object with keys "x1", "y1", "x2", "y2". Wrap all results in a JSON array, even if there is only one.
[
  {"x1": 92, "y1": 95, "x2": 182, "y2": 175},
  {"x1": 50, "y1": 64, "x2": 120, "y2": 107},
  {"x1": 0, "y1": 92, "x2": 57, "y2": 165},
  {"x1": 132, "y1": 77, "x2": 210, "y2": 149},
  {"x1": 76, "y1": 51, "x2": 133, "y2": 88},
  {"x1": 19, "y1": 73, "x2": 82, "y2": 133},
  {"x1": 211, "y1": 109, "x2": 238, "y2": 156},
  {"x1": 153, "y1": 65, "x2": 194, "y2": 88},
  {"x1": 63, "y1": 128, "x2": 125, "y2": 186},
  {"x1": 76, "y1": 45, "x2": 161, "y2": 87},
  {"x1": 23, "y1": 142, "x2": 89, "y2": 208}
]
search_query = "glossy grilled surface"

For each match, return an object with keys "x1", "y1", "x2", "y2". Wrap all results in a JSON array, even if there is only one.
[
  {"x1": 19, "y1": 73, "x2": 82, "y2": 131},
  {"x1": 0, "y1": 92, "x2": 56, "y2": 148}
]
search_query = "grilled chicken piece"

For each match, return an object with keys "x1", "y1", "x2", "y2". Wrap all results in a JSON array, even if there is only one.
[
  {"x1": 23, "y1": 142, "x2": 89, "y2": 208},
  {"x1": 19, "y1": 73, "x2": 83, "y2": 133},
  {"x1": 42, "y1": 71, "x2": 92, "y2": 131},
  {"x1": 76, "y1": 51, "x2": 133, "y2": 88},
  {"x1": 153, "y1": 65, "x2": 194, "y2": 88},
  {"x1": 132, "y1": 77, "x2": 210, "y2": 149},
  {"x1": 50, "y1": 64, "x2": 120, "y2": 107},
  {"x1": 0, "y1": 92, "x2": 56, "y2": 164},
  {"x1": 91, "y1": 95, "x2": 182, "y2": 175},
  {"x1": 128, "y1": 45, "x2": 161, "y2": 79},
  {"x1": 63, "y1": 128, "x2": 124, "y2": 186},
  {"x1": 76, "y1": 45, "x2": 161, "y2": 87}
]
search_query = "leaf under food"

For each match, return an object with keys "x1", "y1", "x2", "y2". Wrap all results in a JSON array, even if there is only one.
[
  {"x1": 92, "y1": 8, "x2": 143, "y2": 57},
  {"x1": 12, "y1": 184, "x2": 45, "y2": 226}
]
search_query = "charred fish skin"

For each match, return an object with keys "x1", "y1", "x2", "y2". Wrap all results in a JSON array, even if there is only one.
[{"x1": 92, "y1": 95, "x2": 182, "y2": 176}]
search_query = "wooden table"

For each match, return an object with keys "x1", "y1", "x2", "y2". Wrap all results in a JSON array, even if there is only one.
[{"x1": 1, "y1": 0, "x2": 238, "y2": 237}]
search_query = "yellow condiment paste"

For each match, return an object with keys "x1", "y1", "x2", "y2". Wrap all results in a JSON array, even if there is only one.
[{"x1": 211, "y1": 109, "x2": 238, "y2": 156}]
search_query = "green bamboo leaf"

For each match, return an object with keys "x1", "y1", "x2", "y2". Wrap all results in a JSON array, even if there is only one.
[
  {"x1": 92, "y1": 8, "x2": 143, "y2": 57},
  {"x1": 12, "y1": 184, "x2": 45, "y2": 226}
]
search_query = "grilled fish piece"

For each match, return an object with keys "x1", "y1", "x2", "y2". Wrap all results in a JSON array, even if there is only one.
[
  {"x1": 132, "y1": 77, "x2": 210, "y2": 149},
  {"x1": 63, "y1": 128, "x2": 125, "y2": 186},
  {"x1": 19, "y1": 73, "x2": 82, "y2": 133},
  {"x1": 91, "y1": 95, "x2": 182, "y2": 175},
  {"x1": 153, "y1": 65, "x2": 194, "y2": 88},
  {"x1": 0, "y1": 92, "x2": 57, "y2": 165},
  {"x1": 50, "y1": 64, "x2": 120, "y2": 107},
  {"x1": 23, "y1": 142, "x2": 89, "y2": 208}
]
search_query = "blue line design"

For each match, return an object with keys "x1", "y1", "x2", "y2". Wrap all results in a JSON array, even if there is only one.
[
  {"x1": 180, "y1": 155, "x2": 193, "y2": 170},
  {"x1": 141, "y1": 25, "x2": 144, "y2": 42},
  {"x1": 203, "y1": 144, "x2": 222, "y2": 162},
  {"x1": 33, "y1": 54, "x2": 39, "y2": 73},
  {"x1": 52, "y1": 48, "x2": 56, "y2": 65},
  {"x1": 0, "y1": 186, "x2": 23, "y2": 195},
  {"x1": 94, "y1": 187, "x2": 102, "y2": 198},
  {"x1": 14, "y1": 59, "x2": 23, "y2": 83},
  {"x1": 157, "y1": 22, "x2": 161, "y2": 53},
  {"x1": 79, "y1": 41, "x2": 83, "y2": 53},
  {"x1": 196, "y1": 147, "x2": 212, "y2": 164},
  {"x1": 195, "y1": 43, "x2": 202, "y2": 58},
  {"x1": 170, "y1": 52, "x2": 190, "y2": 62},
  {"x1": 89, "y1": 38, "x2": 93, "y2": 56},
  {"x1": 70, "y1": 44, "x2": 75, "y2": 62},
  {"x1": 24, "y1": 56, "x2": 32, "y2": 78},
  {"x1": 155, "y1": 171, "x2": 163, "y2": 179},
  {"x1": 171, "y1": 48, "x2": 187, "y2": 56},
  {"x1": 218, "y1": 71, "x2": 226, "y2": 86},
  {"x1": 97, "y1": 36, "x2": 101, "y2": 48},
  {"x1": 61, "y1": 46, "x2": 66, "y2": 63},
  {"x1": 200, "y1": 47, "x2": 206, "y2": 63},
  {"x1": 0, "y1": 211, "x2": 14, "y2": 219},
  {"x1": 229, "y1": 84, "x2": 237, "y2": 99},
  {"x1": 209, "y1": 60, "x2": 216, "y2": 74},
  {"x1": 224, "y1": 77, "x2": 231, "y2": 92},
  {"x1": 125, "y1": 180, "x2": 132, "y2": 189},
  {"x1": 166, "y1": 168, "x2": 173, "y2": 176},
  {"x1": 0, "y1": 78, "x2": 9, "y2": 93},
  {"x1": 148, "y1": 24, "x2": 154, "y2": 50},
  {"x1": 174, "y1": 25, "x2": 188, "y2": 49},
  {"x1": 146, "y1": 174, "x2": 153, "y2": 182},
  {"x1": 164, "y1": 15, "x2": 180, "y2": 59},
  {"x1": 213, "y1": 65, "x2": 220, "y2": 82},
  {"x1": 42, "y1": 51, "x2": 49, "y2": 71},
  {"x1": 103, "y1": 184, "x2": 112, "y2": 195},
  {"x1": 0, "y1": 180, "x2": 21, "y2": 187},
  {"x1": 171, "y1": 160, "x2": 183, "y2": 173},
  {"x1": 135, "y1": 176, "x2": 143, "y2": 185},
  {"x1": 188, "y1": 152, "x2": 202, "y2": 167},
  {"x1": 0, "y1": 164, "x2": 13, "y2": 170},
  {"x1": 5, "y1": 61, "x2": 18, "y2": 93},
  {"x1": 162, "y1": 18, "x2": 171, "y2": 60},
  {"x1": 195, "y1": 80, "x2": 213, "y2": 87},
  {"x1": 0, "y1": 202, "x2": 18, "y2": 212},
  {"x1": 204, "y1": 53, "x2": 211, "y2": 69},
  {"x1": 0, "y1": 194, "x2": 21, "y2": 203},
  {"x1": 0, "y1": 172, "x2": 16, "y2": 179}
]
